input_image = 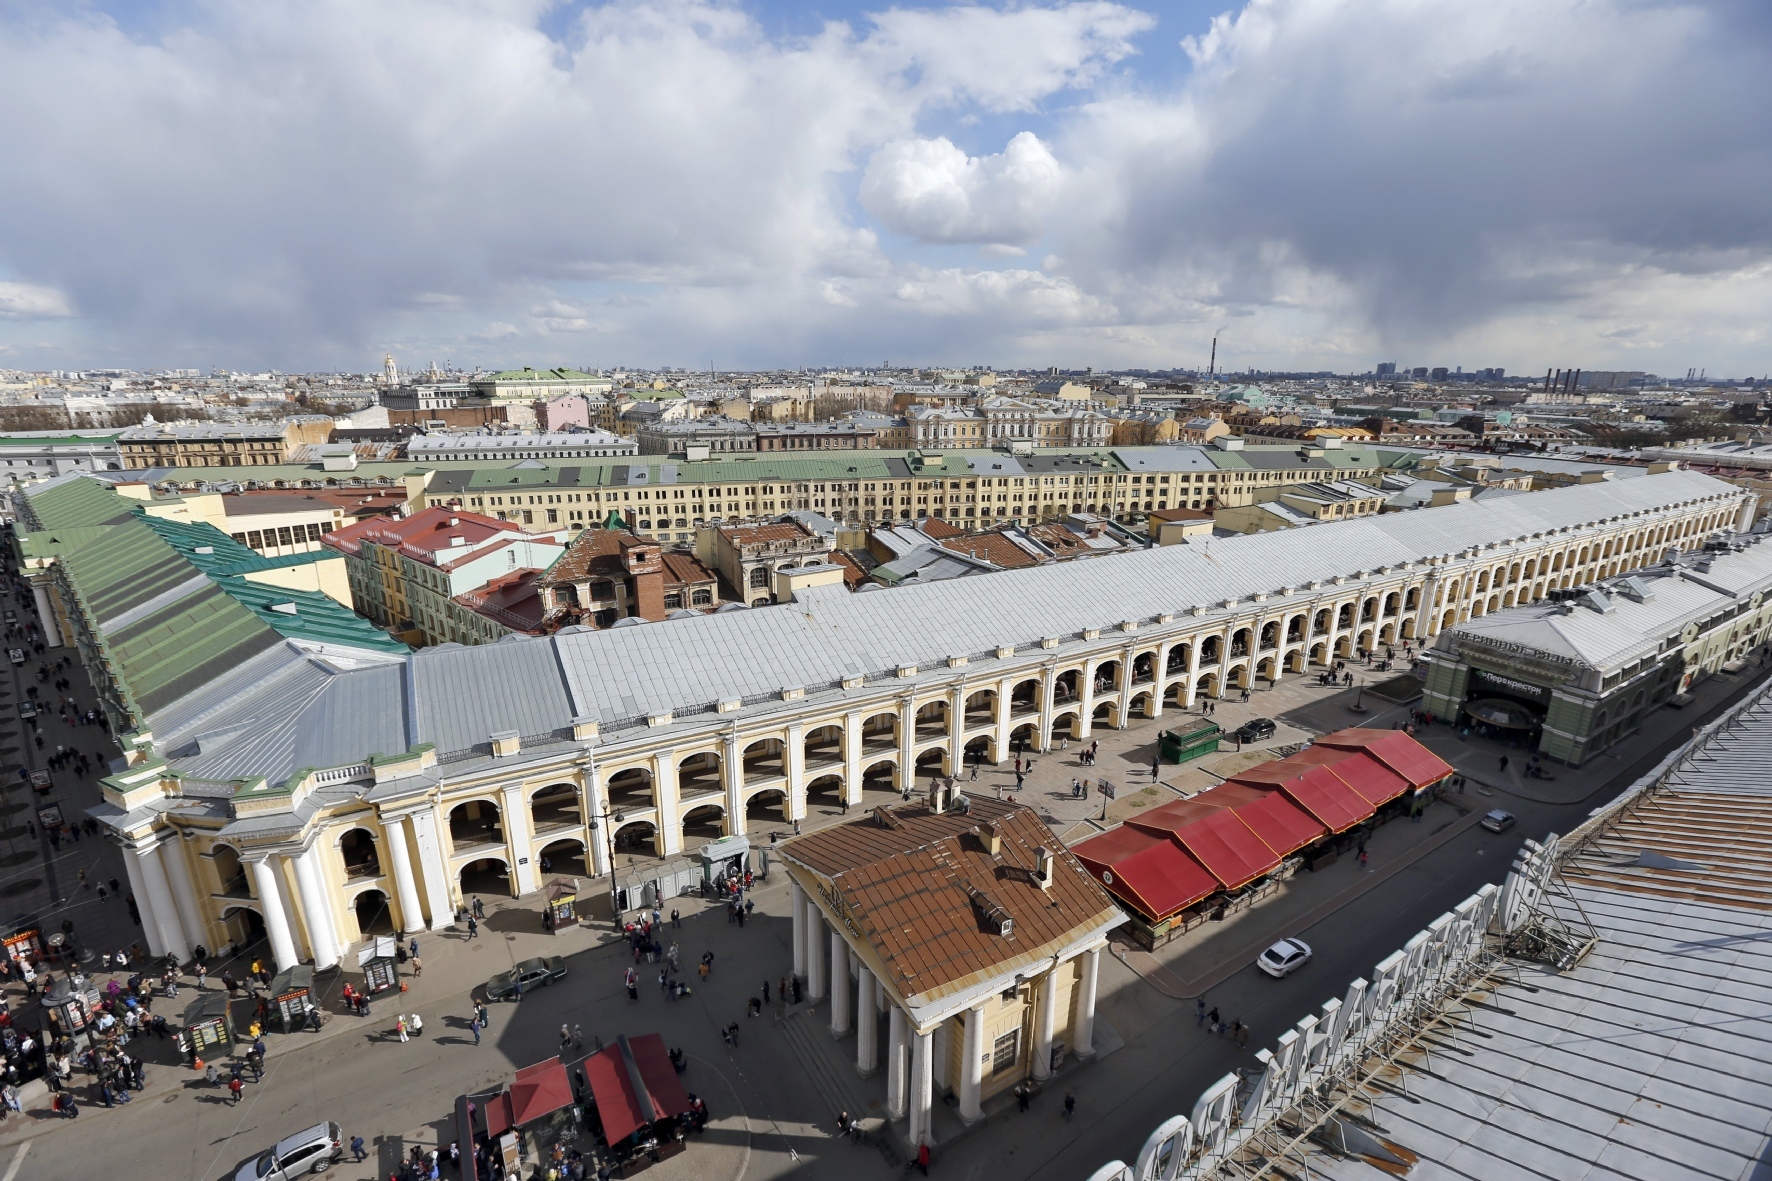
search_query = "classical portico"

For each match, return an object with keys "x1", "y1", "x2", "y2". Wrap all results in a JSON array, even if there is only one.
[{"x1": 780, "y1": 790, "x2": 1123, "y2": 1147}]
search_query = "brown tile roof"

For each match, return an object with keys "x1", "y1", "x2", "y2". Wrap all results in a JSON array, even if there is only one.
[
  {"x1": 938, "y1": 533, "x2": 1040, "y2": 569},
  {"x1": 781, "y1": 798, "x2": 1121, "y2": 1008},
  {"x1": 829, "y1": 551, "x2": 871, "y2": 587},
  {"x1": 917, "y1": 518, "x2": 964, "y2": 540},
  {"x1": 541, "y1": 528, "x2": 648, "y2": 583},
  {"x1": 1150, "y1": 507, "x2": 1213, "y2": 522},
  {"x1": 658, "y1": 551, "x2": 717, "y2": 587}
]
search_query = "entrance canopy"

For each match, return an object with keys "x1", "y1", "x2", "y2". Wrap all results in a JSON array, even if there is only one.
[{"x1": 585, "y1": 1033, "x2": 690, "y2": 1145}]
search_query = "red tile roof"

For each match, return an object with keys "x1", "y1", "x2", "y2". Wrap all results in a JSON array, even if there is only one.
[{"x1": 938, "y1": 532, "x2": 1039, "y2": 569}]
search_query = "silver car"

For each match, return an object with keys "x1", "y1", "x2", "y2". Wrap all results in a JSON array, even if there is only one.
[
  {"x1": 1257, "y1": 938, "x2": 1313, "y2": 978},
  {"x1": 235, "y1": 1122, "x2": 344, "y2": 1180}
]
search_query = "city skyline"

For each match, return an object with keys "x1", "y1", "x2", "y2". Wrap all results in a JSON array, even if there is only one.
[{"x1": 1, "y1": 0, "x2": 1769, "y2": 377}]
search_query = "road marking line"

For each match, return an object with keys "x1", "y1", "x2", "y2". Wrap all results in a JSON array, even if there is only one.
[{"x1": 2, "y1": 1141, "x2": 30, "y2": 1181}]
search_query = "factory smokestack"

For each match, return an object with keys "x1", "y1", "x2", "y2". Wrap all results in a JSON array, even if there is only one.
[{"x1": 1208, "y1": 336, "x2": 1217, "y2": 378}]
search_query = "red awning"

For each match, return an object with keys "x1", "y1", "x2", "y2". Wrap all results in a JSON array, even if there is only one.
[
  {"x1": 1124, "y1": 796, "x2": 1231, "y2": 838},
  {"x1": 1170, "y1": 809, "x2": 1282, "y2": 890},
  {"x1": 509, "y1": 1057, "x2": 574, "y2": 1127},
  {"x1": 1263, "y1": 764, "x2": 1374, "y2": 833},
  {"x1": 585, "y1": 1033, "x2": 692, "y2": 1146},
  {"x1": 1315, "y1": 728, "x2": 1456, "y2": 790},
  {"x1": 1070, "y1": 826, "x2": 1219, "y2": 922},
  {"x1": 1224, "y1": 789, "x2": 1327, "y2": 856},
  {"x1": 482, "y1": 1093, "x2": 516, "y2": 1139}
]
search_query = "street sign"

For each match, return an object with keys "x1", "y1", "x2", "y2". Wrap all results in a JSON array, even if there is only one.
[{"x1": 1097, "y1": 779, "x2": 1118, "y2": 800}]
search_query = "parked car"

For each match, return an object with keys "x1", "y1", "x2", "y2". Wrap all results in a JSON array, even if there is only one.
[
  {"x1": 1257, "y1": 938, "x2": 1312, "y2": 978},
  {"x1": 1479, "y1": 809, "x2": 1516, "y2": 833},
  {"x1": 234, "y1": 1121, "x2": 344, "y2": 1180},
  {"x1": 6, "y1": 648, "x2": 22, "y2": 666},
  {"x1": 1237, "y1": 717, "x2": 1278, "y2": 743},
  {"x1": 485, "y1": 955, "x2": 567, "y2": 1001}
]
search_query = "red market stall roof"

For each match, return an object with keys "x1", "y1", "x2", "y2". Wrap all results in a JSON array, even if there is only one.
[
  {"x1": 1280, "y1": 747, "x2": 1412, "y2": 808},
  {"x1": 1161, "y1": 805, "x2": 1282, "y2": 890},
  {"x1": 509, "y1": 1057, "x2": 574, "y2": 1126},
  {"x1": 1070, "y1": 825, "x2": 1218, "y2": 922},
  {"x1": 1212, "y1": 785, "x2": 1327, "y2": 856},
  {"x1": 483, "y1": 1093, "x2": 515, "y2": 1139},
  {"x1": 585, "y1": 1033, "x2": 691, "y2": 1146},
  {"x1": 1314, "y1": 728, "x2": 1456, "y2": 790},
  {"x1": 1230, "y1": 762, "x2": 1373, "y2": 833}
]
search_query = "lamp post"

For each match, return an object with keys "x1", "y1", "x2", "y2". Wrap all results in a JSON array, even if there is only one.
[{"x1": 586, "y1": 808, "x2": 626, "y2": 929}]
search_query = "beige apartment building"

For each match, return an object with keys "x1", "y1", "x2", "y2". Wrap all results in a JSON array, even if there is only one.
[{"x1": 119, "y1": 417, "x2": 335, "y2": 469}]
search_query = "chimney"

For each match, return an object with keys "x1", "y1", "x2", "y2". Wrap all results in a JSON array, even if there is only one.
[
  {"x1": 929, "y1": 781, "x2": 947, "y2": 814},
  {"x1": 975, "y1": 822, "x2": 1001, "y2": 856},
  {"x1": 1035, "y1": 847, "x2": 1054, "y2": 891}
]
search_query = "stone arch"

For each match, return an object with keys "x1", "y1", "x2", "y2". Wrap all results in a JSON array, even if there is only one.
[
  {"x1": 742, "y1": 738, "x2": 786, "y2": 782},
  {"x1": 963, "y1": 690, "x2": 997, "y2": 726},
  {"x1": 1256, "y1": 656, "x2": 1278, "y2": 683},
  {"x1": 802, "y1": 725, "x2": 845, "y2": 769},
  {"x1": 1360, "y1": 597, "x2": 1378, "y2": 622},
  {"x1": 1131, "y1": 651, "x2": 1156, "y2": 683},
  {"x1": 1130, "y1": 691, "x2": 1156, "y2": 719},
  {"x1": 351, "y1": 888, "x2": 395, "y2": 938},
  {"x1": 1356, "y1": 628, "x2": 1374, "y2": 654},
  {"x1": 1313, "y1": 608, "x2": 1331, "y2": 636},
  {"x1": 861, "y1": 760, "x2": 898, "y2": 793},
  {"x1": 1199, "y1": 636, "x2": 1223, "y2": 664},
  {"x1": 1195, "y1": 671, "x2": 1219, "y2": 699},
  {"x1": 338, "y1": 827, "x2": 382, "y2": 880},
  {"x1": 1402, "y1": 616, "x2": 1417, "y2": 640},
  {"x1": 1379, "y1": 623, "x2": 1396, "y2": 644},
  {"x1": 1286, "y1": 649, "x2": 1307, "y2": 673},
  {"x1": 219, "y1": 904, "x2": 266, "y2": 953},
  {"x1": 1228, "y1": 629, "x2": 1252, "y2": 658},
  {"x1": 611, "y1": 820, "x2": 658, "y2": 859},
  {"x1": 1309, "y1": 642, "x2": 1327, "y2": 666},
  {"x1": 1382, "y1": 592, "x2": 1399, "y2": 617},
  {"x1": 913, "y1": 700, "x2": 950, "y2": 739},
  {"x1": 1259, "y1": 621, "x2": 1280, "y2": 650},
  {"x1": 459, "y1": 855, "x2": 513, "y2": 899},
  {"x1": 1165, "y1": 644, "x2": 1191, "y2": 675},
  {"x1": 1092, "y1": 660, "x2": 1122, "y2": 694},
  {"x1": 1285, "y1": 614, "x2": 1306, "y2": 643},
  {"x1": 605, "y1": 765, "x2": 654, "y2": 810},
  {"x1": 860, "y1": 712, "x2": 899, "y2": 753},
  {"x1": 529, "y1": 782, "x2": 582, "y2": 830},
  {"x1": 680, "y1": 802, "x2": 728, "y2": 844},
  {"x1": 913, "y1": 748, "x2": 950, "y2": 779},
  {"x1": 1009, "y1": 721, "x2": 1042, "y2": 754},
  {"x1": 538, "y1": 838, "x2": 588, "y2": 877},
  {"x1": 211, "y1": 843, "x2": 248, "y2": 896},
  {"x1": 1008, "y1": 678, "x2": 1042, "y2": 714},
  {"x1": 1336, "y1": 603, "x2": 1354, "y2": 629},
  {"x1": 805, "y1": 774, "x2": 845, "y2": 811},
  {"x1": 677, "y1": 751, "x2": 722, "y2": 794},
  {"x1": 745, "y1": 788, "x2": 789, "y2": 825},
  {"x1": 1442, "y1": 609, "x2": 1456, "y2": 629},
  {"x1": 448, "y1": 799, "x2": 504, "y2": 846}
]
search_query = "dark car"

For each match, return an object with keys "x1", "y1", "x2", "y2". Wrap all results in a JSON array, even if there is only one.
[
  {"x1": 485, "y1": 955, "x2": 567, "y2": 1001},
  {"x1": 1237, "y1": 717, "x2": 1277, "y2": 742}
]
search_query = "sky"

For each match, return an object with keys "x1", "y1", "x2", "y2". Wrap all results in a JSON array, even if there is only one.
[{"x1": 0, "y1": 0, "x2": 1769, "y2": 377}]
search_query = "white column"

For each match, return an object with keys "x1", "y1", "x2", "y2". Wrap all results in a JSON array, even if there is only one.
[
  {"x1": 1033, "y1": 960, "x2": 1060, "y2": 1080},
  {"x1": 409, "y1": 808, "x2": 454, "y2": 928},
  {"x1": 654, "y1": 750, "x2": 681, "y2": 857},
  {"x1": 786, "y1": 724, "x2": 806, "y2": 821},
  {"x1": 887, "y1": 1006, "x2": 909, "y2": 1118},
  {"x1": 721, "y1": 735, "x2": 745, "y2": 836},
  {"x1": 251, "y1": 857, "x2": 300, "y2": 971},
  {"x1": 121, "y1": 844, "x2": 175, "y2": 959},
  {"x1": 159, "y1": 837, "x2": 208, "y2": 958},
  {"x1": 830, "y1": 928, "x2": 851, "y2": 1035},
  {"x1": 993, "y1": 676, "x2": 1012, "y2": 763},
  {"x1": 898, "y1": 699, "x2": 916, "y2": 791},
  {"x1": 947, "y1": 685, "x2": 966, "y2": 774},
  {"x1": 1037, "y1": 667, "x2": 1058, "y2": 751},
  {"x1": 586, "y1": 765, "x2": 613, "y2": 874},
  {"x1": 291, "y1": 845, "x2": 340, "y2": 970},
  {"x1": 958, "y1": 1004, "x2": 985, "y2": 1122},
  {"x1": 502, "y1": 784, "x2": 538, "y2": 892},
  {"x1": 1184, "y1": 641, "x2": 1201, "y2": 709},
  {"x1": 806, "y1": 912, "x2": 828, "y2": 1000},
  {"x1": 857, "y1": 967, "x2": 878, "y2": 1074},
  {"x1": 1074, "y1": 947, "x2": 1101, "y2": 1058},
  {"x1": 843, "y1": 713, "x2": 863, "y2": 806},
  {"x1": 908, "y1": 1028, "x2": 935, "y2": 1148},
  {"x1": 1117, "y1": 646, "x2": 1135, "y2": 727},
  {"x1": 137, "y1": 844, "x2": 192, "y2": 961},
  {"x1": 383, "y1": 815, "x2": 427, "y2": 936}
]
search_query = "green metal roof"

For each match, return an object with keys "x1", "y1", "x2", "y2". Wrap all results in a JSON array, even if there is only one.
[
  {"x1": 0, "y1": 432, "x2": 124, "y2": 447},
  {"x1": 482, "y1": 368, "x2": 605, "y2": 382},
  {"x1": 18, "y1": 473, "x2": 141, "y2": 530}
]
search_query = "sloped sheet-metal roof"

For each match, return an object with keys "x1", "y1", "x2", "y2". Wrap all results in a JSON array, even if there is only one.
[
  {"x1": 1070, "y1": 825, "x2": 1219, "y2": 922},
  {"x1": 1281, "y1": 747, "x2": 1413, "y2": 807},
  {"x1": 1167, "y1": 807, "x2": 1282, "y2": 890},
  {"x1": 1218, "y1": 785, "x2": 1327, "y2": 856},
  {"x1": 1229, "y1": 762, "x2": 1375, "y2": 833},
  {"x1": 1315, "y1": 728, "x2": 1456, "y2": 790}
]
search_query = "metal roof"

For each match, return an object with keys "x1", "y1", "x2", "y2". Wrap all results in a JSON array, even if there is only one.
[{"x1": 151, "y1": 470, "x2": 1741, "y2": 785}]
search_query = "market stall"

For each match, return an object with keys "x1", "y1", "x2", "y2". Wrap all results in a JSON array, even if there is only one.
[
  {"x1": 178, "y1": 990, "x2": 235, "y2": 1063},
  {"x1": 584, "y1": 1034, "x2": 692, "y2": 1174},
  {"x1": 266, "y1": 965, "x2": 316, "y2": 1033}
]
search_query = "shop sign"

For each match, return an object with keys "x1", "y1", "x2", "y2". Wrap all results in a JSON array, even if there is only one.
[{"x1": 1471, "y1": 667, "x2": 1551, "y2": 702}]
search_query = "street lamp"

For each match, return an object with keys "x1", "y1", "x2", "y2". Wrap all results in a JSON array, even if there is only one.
[{"x1": 586, "y1": 807, "x2": 626, "y2": 929}]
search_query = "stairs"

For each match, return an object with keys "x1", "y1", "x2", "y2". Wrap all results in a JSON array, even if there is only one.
[{"x1": 775, "y1": 1003, "x2": 880, "y2": 1124}]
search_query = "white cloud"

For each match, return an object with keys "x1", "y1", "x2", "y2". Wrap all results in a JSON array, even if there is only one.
[
  {"x1": 0, "y1": 0, "x2": 1766, "y2": 374},
  {"x1": 0, "y1": 281, "x2": 72, "y2": 319},
  {"x1": 861, "y1": 132, "x2": 1064, "y2": 246}
]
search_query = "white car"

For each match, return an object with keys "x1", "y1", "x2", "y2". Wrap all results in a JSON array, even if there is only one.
[{"x1": 1257, "y1": 938, "x2": 1313, "y2": 978}]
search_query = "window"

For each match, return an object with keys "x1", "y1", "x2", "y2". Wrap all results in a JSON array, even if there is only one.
[
  {"x1": 991, "y1": 1029, "x2": 1021, "y2": 1074},
  {"x1": 749, "y1": 567, "x2": 769, "y2": 589}
]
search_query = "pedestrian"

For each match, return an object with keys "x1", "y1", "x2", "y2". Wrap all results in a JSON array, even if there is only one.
[
  {"x1": 625, "y1": 967, "x2": 639, "y2": 1001},
  {"x1": 573, "y1": 1024, "x2": 584, "y2": 1049},
  {"x1": 561, "y1": 1023, "x2": 573, "y2": 1050},
  {"x1": 1499, "y1": 755, "x2": 1509, "y2": 772},
  {"x1": 779, "y1": 976, "x2": 788, "y2": 1004},
  {"x1": 1359, "y1": 848, "x2": 1370, "y2": 869},
  {"x1": 228, "y1": 1076, "x2": 243, "y2": 1105},
  {"x1": 409, "y1": 937, "x2": 419, "y2": 960},
  {"x1": 1016, "y1": 1084, "x2": 1030, "y2": 1113},
  {"x1": 351, "y1": 1136, "x2": 367, "y2": 1163},
  {"x1": 1063, "y1": 1092, "x2": 1076, "y2": 1120},
  {"x1": 467, "y1": 915, "x2": 479, "y2": 940},
  {"x1": 916, "y1": 1143, "x2": 931, "y2": 1176},
  {"x1": 1195, "y1": 998, "x2": 1206, "y2": 1027},
  {"x1": 473, "y1": 895, "x2": 485, "y2": 919},
  {"x1": 1152, "y1": 755, "x2": 1161, "y2": 779},
  {"x1": 762, "y1": 979, "x2": 771, "y2": 1003},
  {"x1": 397, "y1": 1015, "x2": 409, "y2": 1043},
  {"x1": 471, "y1": 1017, "x2": 481, "y2": 1046},
  {"x1": 1208, "y1": 1006, "x2": 1220, "y2": 1032}
]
